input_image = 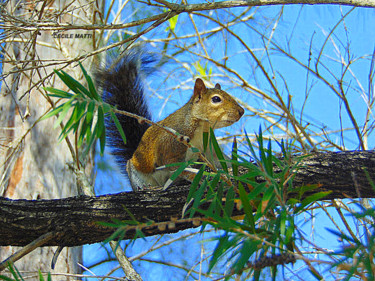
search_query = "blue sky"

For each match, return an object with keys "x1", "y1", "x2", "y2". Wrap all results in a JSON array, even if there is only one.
[
  {"x1": 0, "y1": 2, "x2": 373, "y2": 280},
  {"x1": 83, "y1": 4, "x2": 375, "y2": 280}
]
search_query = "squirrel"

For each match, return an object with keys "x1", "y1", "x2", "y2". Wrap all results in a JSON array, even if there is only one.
[{"x1": 98, "y1": 51, "x2": 245, "y2": 191}]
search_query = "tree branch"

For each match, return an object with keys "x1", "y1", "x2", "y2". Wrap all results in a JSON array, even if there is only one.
[
  {"x1": 0, "y1": 151, "x2": 374, "y2": 247},
  {"x1": 152, "y1": 0, "x2": 375, "y2": 11}
]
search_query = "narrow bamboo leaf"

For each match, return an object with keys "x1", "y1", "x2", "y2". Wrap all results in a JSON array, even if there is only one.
[
  {"x1": 233, "y1": 239, "x2": 258, "y2": 273},
  {"x1": 6, "y1": 263, "x2": 19, "y2": 281},
  {"x1": 203, "y1": 131, "x2": 209, "y2": 152},
  {"x1": 238, "y1": 182, "x2": 255, "y2": 232},
  {"x1": 257, "y1": 126, "x2": 265, "y2": 162},
  {"x1": 208, "y1": 234, "x2": 236, "y2": 273},
  {"x1": 244, "y1": 129, "x2": 258, "y2": 162},
  {"x1": 295, "y1": 191, "x2": 332, "y2": 213},
  {"x1": 258, "y1": 185, "x2": 276, "y2": 215},
  {"x1": 213, "y1": 181, "x2": 224, "y2": 216},
  {"x1": 103, "y1": 227, "x2": 127, "y2": 244},
  {"x1": 54, "y1": 69, "x2": 90, "y2": 97},
  {"x1": 79, "y1": 101, "x2": 95, "y2": 145},
  {"x1": 280, "y1": 208, "x2": 287, "y2": 237},
  {"x1": 224, "y1": 186, "x2": 235, "y2": 217},
  {"x1": 79, "y1": 62, "x2": 98, "y2": 100},
  {"x1": 190, "y1": 179, "x2": 208, "y2": 218},
  {"x1": 96, "y1": 105, "x2": 105, "y2": 138},
  {"x1": 209, "y1": 128, "x2": 228, "y2": 173},
  {"x1": 236, "y1": 171, "x2": 262, "y2": 181},
  {"x1": 110, "y1": 110, "x2": 126, "y2": 145},
  {"x1": 134, "y1": 228, "x2": 146, "y2": 240},
  {"x1": 231, "y1": 137, "x2": 238, "y2": 176},
  {"x1": 285, "y1": 219, "x2": 295, "y2": 247},
  {"x1": 53, "y1": 100, "x2": 74, "y2": 129},
  {"x1": 99, "y1": 124, "x2": 106, "y2": 155},
  {"x1": 247, "y1": 182, "x2": 267, "y2": 201},
  {"x1": 78, "y1": 115, "x2": 89, "y2": 147},
  {"x1": 58, "y1": 103, "x2": 79, "y2": 140},
  {"x1": 266, "y1": 139, "x2": 273, "y2": 176},
  {"x1": 60, "y1": 101, "x2": 87, "y2": 139},
  {"x1": 40, "y1": 103, "x2": 65, "y2": 122},
  {"x1": 44, "y1": 87, "x2": 73, "y2": 99},
  {"x1": 38, "y1": 270, "x2": 45, "y2": 281},
  {"x1": 83, "y1": 123, "x2": 98, "y2": 157},
  {"x1": 186, "y1": 165, "x2": 205, "y2": 207},
  {"x1": 0, "y1": 275, "x2": 16, "y2": 281},
  {"x1": 12, "y1": 264, "x2": 24, "y2": 281}
]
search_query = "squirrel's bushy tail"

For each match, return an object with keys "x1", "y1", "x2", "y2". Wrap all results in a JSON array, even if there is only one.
[{"x1": 96, "y1": 51, "x2": 155, "y2": 168}]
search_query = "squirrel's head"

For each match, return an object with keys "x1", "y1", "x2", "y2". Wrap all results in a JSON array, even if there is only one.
[{"x1": 190, "y1": 78, "x2": 244, "y2": 129}]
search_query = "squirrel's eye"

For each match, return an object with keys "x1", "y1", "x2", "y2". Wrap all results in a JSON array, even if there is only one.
[{"x1": 211, "y1": 96, "x2": 222, "y2": 103}]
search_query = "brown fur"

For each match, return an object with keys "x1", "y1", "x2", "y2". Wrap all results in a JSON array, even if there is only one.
[{"x1": 130, "y1": 78, "x2": 244, "y2": 178}]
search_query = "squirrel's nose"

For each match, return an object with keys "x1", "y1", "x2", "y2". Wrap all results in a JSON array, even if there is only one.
[{"x1": 238, "y1": 107, "x2": 245, "y2": 117}]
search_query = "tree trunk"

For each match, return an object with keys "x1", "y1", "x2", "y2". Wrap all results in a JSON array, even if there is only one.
[
  {"x1": 0, "y1": 151, "x2": 373, "y2": 247},
  {"x1": 0, "y1": 0, "x2": 102, "y2": 277}
]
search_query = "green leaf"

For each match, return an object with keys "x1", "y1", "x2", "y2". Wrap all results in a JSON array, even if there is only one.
[
  {"x1": 238, "y1": 182, "x2": 255, "y2": 232},
  {"x1": 190, "y1": 179, "x2": 208, "y2": 218},
  {"x1": 38, "y1": 271, "x2": 45, "y2": 281},
  {"x1": 295, "y1": 191, "x2": 332, "y2": 213},
  {"x1": 169, "y1": 161, "x2": 190, "y2": 183},
  {"x1": 58, "y1": 103, "x2": 79, "y2": 139},
  {"x1": 185, "y1": 165, "x2": 206, "y2": 214},
  {"x1": 78, "y1": 101, "x2": 95, "y2": 146},
  {"x1": 209, "y1": 128, "x2": 228, "y2": 173},
  {"x1": 194, "y1": 61, "x2": 207, "y2": 78},
  {"x1": 231, "y1": 137, "x2": 238, "y2": 176},
  {"x1": 44, "y1": 87, "x2": 73, "y2": 99},
  {"x1": 53, "y1": 99, "x2": 74, "y2": 129},
  {"x1": 39, "y1": 103, "x2": 65, "y2": 122},
  {"x1": 110, "y1": 110, "x2": 126, "y2": 145},
  {"x1": 167, "y1": 15, "x2": 179, "y2": 32},
  {"x1": 208, "y1": 235, "x2": 227, "y2": 273},
  {"x1": 244, "y1": 130, "x2": 258, "y2": 162},
  {"x1": 0, "y1": 275, "x2": 16, "y2": 281},
  {"x1": 203, "y1": 131, "x2": 209, "y2": 152},
  {"x1": 79, "y1": 62, "x2": 99, "y2": 100},
  {"x1": 99, "y1": 122, "x2": 106, "y2": 156},
  {"x1": 224, "y1": 186, "x2": 235, "y2": 217},
  {"x1": 96, "y1": 105, "x2": 105, "y2": 138},
  {"x1": 233, "y1": 239, "x2": 259, "y2": 273},
  {"x1": 54, "y1": 69, "x2": 91, "y2": 98},
  {"x1": 83, "y1": 122, "x2": 98, "y2": 156}
]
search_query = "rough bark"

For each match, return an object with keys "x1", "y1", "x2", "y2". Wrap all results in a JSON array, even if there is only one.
[
  {"x1": 0, "y1": 0, "x2": 102, "y2": 276},
  {"x1": 0, "y1": 150, "x2": 374, "y2": 247}
]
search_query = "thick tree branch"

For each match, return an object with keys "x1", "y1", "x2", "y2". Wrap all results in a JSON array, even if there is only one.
[{"x1": 0, "y1": 151, "x2": 374, "y2": 247}]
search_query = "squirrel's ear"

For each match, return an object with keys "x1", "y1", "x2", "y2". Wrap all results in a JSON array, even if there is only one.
[
  {"x1": 194, "y1": 78, "x2": 206, "y2": 99},
  {"x1": 215, "y1": 83, "x2": 221, "y2": 90}
]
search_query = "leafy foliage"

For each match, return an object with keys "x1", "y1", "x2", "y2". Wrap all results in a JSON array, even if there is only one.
[
  {"x1": 183, "y1": 128, "x2": 331, "y2": 279},
  {"x1": 327, "y1": 179, "x2": 375, "y2": 280},
  {"x1": 42, "y1": 63, "x2": 125, "y2": 157},
  {"x1": 0, "y1": 263, "x2": 51, "y2": 281}
]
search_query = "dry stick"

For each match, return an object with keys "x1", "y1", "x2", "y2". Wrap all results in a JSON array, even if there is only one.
[
  {"x1": 109, "y1": 241, "x2": 143, "y2": 281},
  {"x1": 0, "y1": 232, "x2": 55, "y2": 271}
]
